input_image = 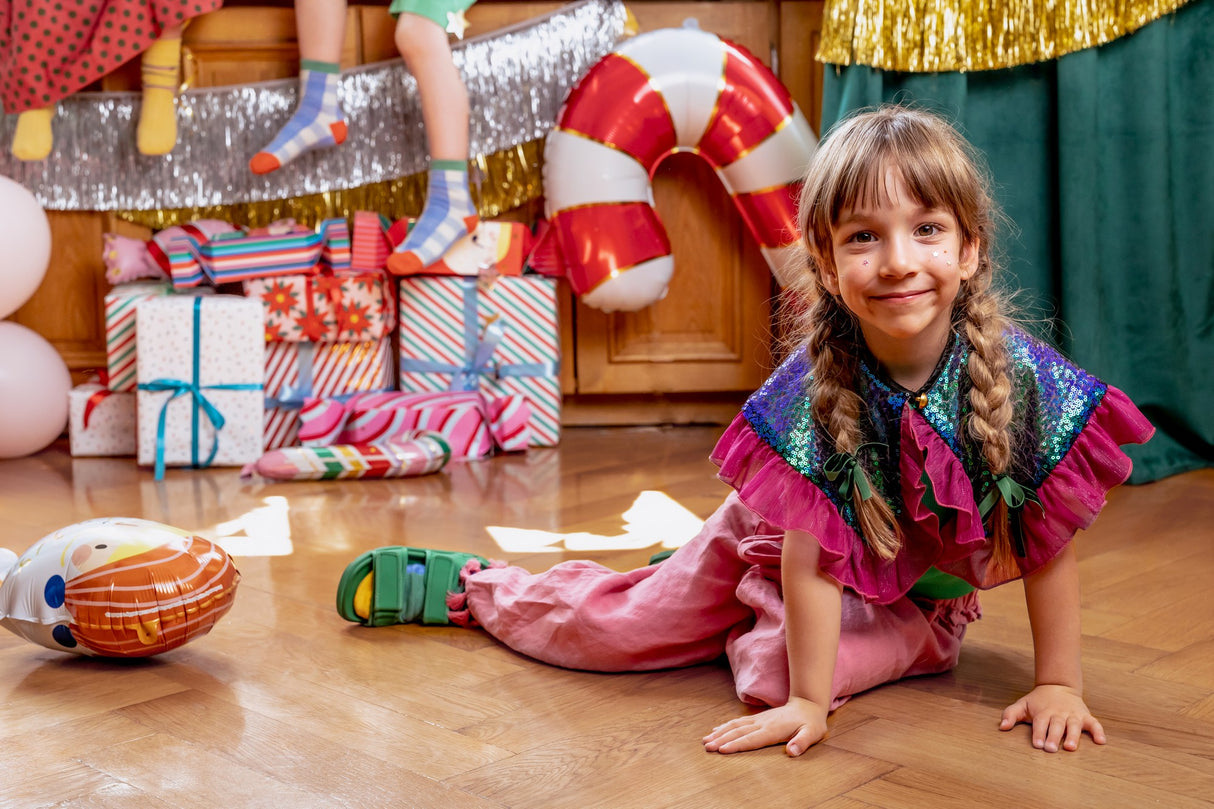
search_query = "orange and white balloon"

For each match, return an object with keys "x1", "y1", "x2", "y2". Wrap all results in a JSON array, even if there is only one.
[
  {"x1": 0, "y1": 518, "x2": 240, "y2": 657},
  {"x1": 544, "y1": 25, "x2": 817, "y2": 312}
]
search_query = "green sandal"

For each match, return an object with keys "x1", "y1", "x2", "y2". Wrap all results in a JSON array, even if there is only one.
[{"x1": 335, "y1": 546, "x2": 488, "y2": 627}]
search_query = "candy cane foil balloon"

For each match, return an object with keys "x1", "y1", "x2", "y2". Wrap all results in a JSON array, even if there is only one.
[{"x1": 544, "y1": 26, "x2": 817, "y2": 312}]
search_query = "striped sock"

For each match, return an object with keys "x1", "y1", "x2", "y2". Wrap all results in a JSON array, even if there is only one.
[
  {"x1": 249, "y1": 60, "x2": 347, "y2": 175},
  {"x1": 386, "y1": 161, "x2": 478, "y2": 275}
]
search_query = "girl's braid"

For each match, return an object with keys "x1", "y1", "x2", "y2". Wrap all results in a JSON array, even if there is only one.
[
  {"x1": 959, "y1": 274, "x2": 1019, "y2": 574},
  {"x1": 806, "y1": 293, "x2": 901, "y2": 559}
]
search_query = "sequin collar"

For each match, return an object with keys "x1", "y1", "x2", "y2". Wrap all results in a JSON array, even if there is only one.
[{"x1": 741, "y1": 328, "x2": 1109, "y2": 531}]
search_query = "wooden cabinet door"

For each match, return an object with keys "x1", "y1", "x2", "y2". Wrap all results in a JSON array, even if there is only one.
[{"x1": 571, "y1": 2, "x2": 781, "y2": 396}]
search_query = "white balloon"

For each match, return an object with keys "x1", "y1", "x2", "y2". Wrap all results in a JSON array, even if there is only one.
[
  {"x1": 0, "y1": 176, "x2": 52, "y2": 320},
  {"x1": 0, "y1": 321, "x2": 71, "y2": 458}
]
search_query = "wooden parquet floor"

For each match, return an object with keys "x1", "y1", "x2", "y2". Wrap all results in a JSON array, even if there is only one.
[{"x1": 1, "y1": 426, "x2": 1211, "y2": 808}]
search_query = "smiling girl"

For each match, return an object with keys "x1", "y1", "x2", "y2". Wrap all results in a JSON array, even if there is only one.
[{"x1": 335, "y1": 105, "x2": 1154, "y2": 757}]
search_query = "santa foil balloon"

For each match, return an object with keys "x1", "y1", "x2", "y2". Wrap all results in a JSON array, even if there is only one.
[{"x1": 0, "y1": 518, "x2": 240, "y2": 657}]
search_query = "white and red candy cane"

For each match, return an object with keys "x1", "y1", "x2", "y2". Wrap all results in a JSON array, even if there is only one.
[
  {"x1": 240, "y1": 433, "x2": 451, "y2": 481},
  {"x1": 543, "y1": 26, "x2": 817, "y2": 312}
]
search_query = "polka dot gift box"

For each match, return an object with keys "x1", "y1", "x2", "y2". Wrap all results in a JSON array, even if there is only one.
[{"x1": 135, "y1": 294, "x2": 264, "y2": 479}]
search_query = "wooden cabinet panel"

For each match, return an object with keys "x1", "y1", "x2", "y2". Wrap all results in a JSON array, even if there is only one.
[
  {"x1": 570, "y1": 2, "x2": 781, "y2": 397},
  {"x1": 10, "y1": 213, "x2": 112, "y2": 375}
]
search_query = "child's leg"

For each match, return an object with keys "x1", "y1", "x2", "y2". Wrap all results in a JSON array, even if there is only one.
[
  {"x1": 136, "y1": 25, "x2": 186, "y2": 156},
  {"x1": 12, "y1": 107, "x2": 54, "y2": 161},
  {"x1": 385, "y1": 8, "x2": 477, "y2": 274},
  {"x1": 728, "y1": 587, "x2": 983, "y2": 709},
  {"x1": 249, "y1": 0, "x2": 349, "y2": 174},
  {"x1": 461, "y1": 492, "x2": 769, "y2": 672}
]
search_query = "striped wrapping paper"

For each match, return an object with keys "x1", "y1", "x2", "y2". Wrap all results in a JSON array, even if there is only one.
[
  {"x1": 103, "y1": 281, "x2": 174, "y2": 392},
  {"x1": 397, "y1": 276, "x2": 561, "y2": 447},
  {"x1": 350, "y1": 211, "x2": 393, "y2": 272},
  {"x1": 298, "y1": 390, "x2": 531, "y2": 458},
  {"x1": 262, "y1": 338, "x2": 394, "y2": 450},
  {"x1": 194, "y1": 229, "x2": 323, "y2": 284},
  {"x1": 320, "y1": 217, "x2": 352, "y2": 272}
]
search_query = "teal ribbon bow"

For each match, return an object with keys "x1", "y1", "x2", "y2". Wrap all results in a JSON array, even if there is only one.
[
  {"x1": 978, "y1": 474, "x2": 1043, "y2": 558},
  {"x1": 823, "y1": 444, "x2": 885, "y2": 502},
  {"x1": 139, "y1": 296, "x2": 263, "y2": 481}
]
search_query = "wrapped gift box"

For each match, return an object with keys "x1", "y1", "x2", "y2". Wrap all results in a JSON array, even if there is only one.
[
  {"x1": 397, "y1": 276, "x2": 561, "y2": 446},
  {"x1": 104, "y1": 281, "x2": 174, "y2": 392},
  {"x1": 136, "y1": 294, "x2": 265, "y2": 478},
  {"x1": 262, "y1": 338, "x2": 395, "y2": 450},
  {"x1": 68, "y1": 383, "x2": 136, "y2": 456},
  {"x1": 244, "y1": 271, "x2": 395, "y2": 343}
]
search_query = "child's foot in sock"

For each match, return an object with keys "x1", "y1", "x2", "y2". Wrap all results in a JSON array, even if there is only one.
[
  {"x1": 12, "y1": 107, "x2": 53, "y2": 161},
  {"x1": 250, "y1": 60, "x2": 346, "y2": 175},
  {"x1": 137, "y1": 35, "x2": 183, "y2": 156},
  {"x1": 387, "y1": 161, "x2": 478, "y2": 274}
]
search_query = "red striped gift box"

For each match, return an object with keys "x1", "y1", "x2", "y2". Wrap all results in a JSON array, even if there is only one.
[
  {"x1": 103, "y1": 281, "x2": 173, "y2": 392},
  {"x1": 262, "y1": 338, "x2": 394, "y2": 450},
  {"x1": 397, "y1": 276, "x2": 561, "y2": 447}
]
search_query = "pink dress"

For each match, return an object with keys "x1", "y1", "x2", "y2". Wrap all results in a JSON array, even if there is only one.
[
  {"x1": 0, "y1": 0, "x2": 221, "y2": 114},
  {"x1": 451, "y1": 330, "x2": 1154, "y2": 707}
]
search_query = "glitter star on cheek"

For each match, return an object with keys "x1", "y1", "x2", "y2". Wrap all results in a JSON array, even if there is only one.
[{"x1": 446, "y1": 10, "x2": 469, "y2": 38}]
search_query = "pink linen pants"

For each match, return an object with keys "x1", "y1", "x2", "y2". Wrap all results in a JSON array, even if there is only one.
[{"x1": 461, "y1": 492, "x2": 981, "y2": 708}]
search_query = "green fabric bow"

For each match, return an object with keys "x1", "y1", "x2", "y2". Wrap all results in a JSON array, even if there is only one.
[
  {"x1": 824, "y1": 444, "x2": 884, "y2": 502},
  {"x1": 978, "y1": 474, "x2": 1043, "y2": 558}
]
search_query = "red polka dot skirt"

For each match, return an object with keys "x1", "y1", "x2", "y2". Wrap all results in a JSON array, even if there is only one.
[{"x1": 0, "y1": 0, "x2": 221, "y2": 114}]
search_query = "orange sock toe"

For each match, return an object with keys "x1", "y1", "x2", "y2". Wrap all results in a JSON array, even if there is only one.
[
  {"x1": 330, "y1": 121, "x2": 348, "y2": 145},
  {"x1": 386, "y1": 251, "x2": 424, "y2": 276},
  {"x1": 249, "y1": 151, "x2": 282, "y2": 175}
]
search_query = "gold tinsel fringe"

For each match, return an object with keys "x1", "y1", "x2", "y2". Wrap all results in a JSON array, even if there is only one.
[
  {"x1": 116, "y1": 140, "x2": 545, "y2": 231},
  {"x1": 818, "y1": 0, "x2": 1195, "y2": 73}
]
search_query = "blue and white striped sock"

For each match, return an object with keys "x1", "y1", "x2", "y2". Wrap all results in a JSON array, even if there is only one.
[
  {"x1": 250, "y1": 60, "x2": 347, "y2": 175},
  {"x1": 387, "y1": 161, "x2": 478, "y2": 274}
]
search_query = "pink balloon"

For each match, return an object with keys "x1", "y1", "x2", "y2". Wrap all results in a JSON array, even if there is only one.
[
  {"x1": 0, "y1": 176, "x2": 52, "y2": 320},
  {"x1": 0, "y1": 322, "x2": 71, "y2": 458}
]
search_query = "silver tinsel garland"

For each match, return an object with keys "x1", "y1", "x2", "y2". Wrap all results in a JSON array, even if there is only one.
[{"x1": 0, "y1": 0, "x2": 628, "y2": 213}]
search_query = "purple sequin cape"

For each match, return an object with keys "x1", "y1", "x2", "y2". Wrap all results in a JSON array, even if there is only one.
[{"x1": 711, "y1": 329, "x2": 1155, "y2": 604}]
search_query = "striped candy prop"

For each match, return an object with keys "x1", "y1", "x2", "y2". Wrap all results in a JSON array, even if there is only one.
[
  {"x1": 298, "y1": 390, "x2": 531, "y2": 458},
  {"x1": 0, "y1": 518, "x2": 240, "y2": 657},
  {"x1": 103, "y1": 281, "x2": 174, "y2": 392},
  {"x1": 193, "y1": 228, "x2": 324, "y2": 284},
  {"x1": 543, "y1": 26, "x2": 817, "y2": 312},
  {"x1": 262, "y1": 339, "x2": 394, "y2": 450},
  {"x1": 398, "y1": 276, "x2": 561, "y2": 447},
  {"x1": 241, "y1": 434, "x2": 451, "y2": 481}
]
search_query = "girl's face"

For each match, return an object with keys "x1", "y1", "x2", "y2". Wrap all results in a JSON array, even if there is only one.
[{"x1": 821, "y1": 169, "x2": 977, "y2": 375}]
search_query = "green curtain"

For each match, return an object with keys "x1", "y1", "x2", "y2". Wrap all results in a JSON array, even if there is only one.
[{"x1": 820, "y1": 0, "x2": 1213, "y2": 482}]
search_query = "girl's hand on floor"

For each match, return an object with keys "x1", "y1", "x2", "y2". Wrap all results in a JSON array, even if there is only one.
[
  {"x1": 703, "y1": 696, "x2": 828, "y2": 757},
  {"x1": 1000, "y1": 684, "x2": 1107, "y2": 752}
]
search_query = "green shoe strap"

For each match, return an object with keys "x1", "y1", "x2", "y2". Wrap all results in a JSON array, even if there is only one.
[
  {"x1": 420, "y1": 550, "x2": 487, "y2": 625},
  {"x1": 363, "y1": 546, "x2": 428, "y2": 626}
]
